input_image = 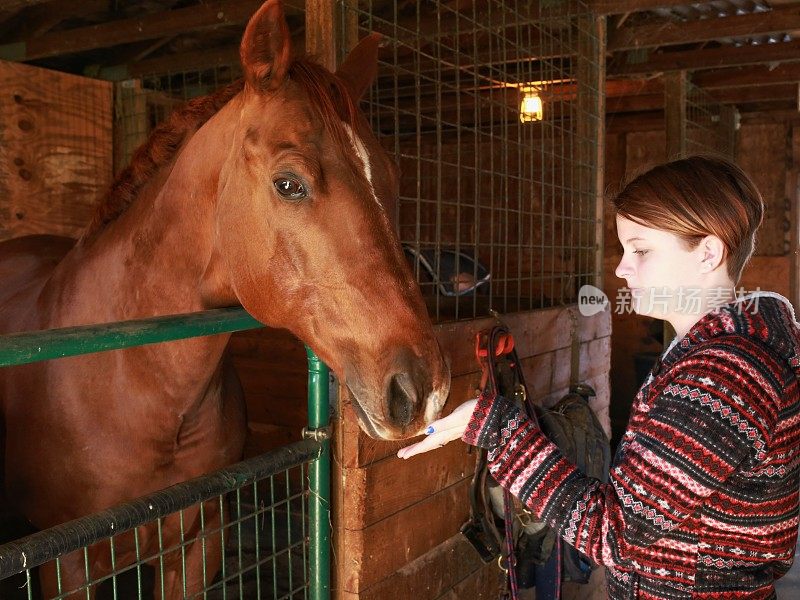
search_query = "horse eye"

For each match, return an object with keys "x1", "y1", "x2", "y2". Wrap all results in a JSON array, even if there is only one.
[{"x1": 273, "y1": 177, "x2": 307, "y2": 200}]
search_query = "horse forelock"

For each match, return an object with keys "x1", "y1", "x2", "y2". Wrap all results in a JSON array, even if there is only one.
[
  {"x1": 287, "y1": 59, "x2": 362, "y2": 166},
  {"x1": 81, "y1": 58, "x2": 364, "y2": 243}
]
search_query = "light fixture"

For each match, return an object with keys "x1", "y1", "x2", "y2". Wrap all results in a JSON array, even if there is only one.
[{"x1": 519, "y1": 87, "x2": 543, "y2": 122}]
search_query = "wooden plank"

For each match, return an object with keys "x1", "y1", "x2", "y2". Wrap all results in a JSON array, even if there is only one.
[
  {"x1": 611, "y1": 39, "x2": 800, "y2": 76},
  {"x1": 437, "y1": 558, "x2": 501, "y2": 599},
  {"x1": 588, "y1": 0, "x2": 699, "y2": 14},
  {"x1": 340, "y1": 477, "x2": 472, "y2": 593},
  {"x1": 606, "y1": 85, "x2": 797, "y2": 114},
  {"x1": 102, "y1": 46, "x2": 243, "y2": 80},
  {"x1": 0, "y1": 60, "x2": 112, "y2": 241},
  {"x1": 0, "y1": 0, "x2": 55, "y2": 13},
  {"x1": 340, "y1": 441, "x2": 476, "y2": 530},
  {"x1": 740, "y1": 256, "x2": 791, "y2": 299},
  {"x1": 606, "y1": 78, "x2": 664, "y2": 98},
  {"x1": 609, "y1": 5, "x2": 800, "y2": 52},
  {"x1": 0, "y1": 1, "x2": 277, "y2": 62},
  {"x1": 606, "y1": 110, "x2": 665, "y2": 134},
  {"x1": 736, "y1": 123, "x2": 790, "y2": 256},
  {"x1": 337, "y1": 534, "x2": 495, "y2": 600},
  {"x1": 692, "y1": 63, "x2": 800, "y2": 89}
]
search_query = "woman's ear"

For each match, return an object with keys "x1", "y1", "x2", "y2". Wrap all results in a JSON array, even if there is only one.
[{"x1": 699, "y1": 235, "x2": 726, "y2": 273}]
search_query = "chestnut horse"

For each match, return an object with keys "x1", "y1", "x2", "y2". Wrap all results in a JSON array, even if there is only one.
[{"x1": 0, "y1": 0, "x2": 449, "y2": 597}]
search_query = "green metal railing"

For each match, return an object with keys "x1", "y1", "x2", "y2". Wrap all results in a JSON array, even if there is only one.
[{"x1": 0, "y1": 308, "x2": 331, "y2": 600}]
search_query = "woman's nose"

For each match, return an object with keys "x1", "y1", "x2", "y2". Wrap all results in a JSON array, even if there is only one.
[{"x1": 615, "y1": 256, "x2": 632, "y2": 279}]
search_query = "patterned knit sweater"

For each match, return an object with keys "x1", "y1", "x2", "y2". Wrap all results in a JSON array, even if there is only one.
[{"x1": 462, "y1": 293, "x2": 800, "y2": 599}]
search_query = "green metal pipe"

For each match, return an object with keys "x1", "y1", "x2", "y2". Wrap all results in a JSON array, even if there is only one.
[
  {"x1": 0, "y1": 307, "x2": 262, "y2": 367},
  {"x1": 305, "y1": 346, "x2": 331, "y2": 600}
]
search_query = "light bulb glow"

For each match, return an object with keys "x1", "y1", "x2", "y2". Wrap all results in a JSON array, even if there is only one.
[{"x1": 520, "y1": 91, "x2": 543, "y2": 122}]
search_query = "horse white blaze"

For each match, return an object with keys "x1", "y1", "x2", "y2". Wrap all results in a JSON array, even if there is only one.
[
  {"x1": 343, "y1": 123, "x2": 382, "y2": 209},
  {"x1": 343, "y1": 126, "x2": 449, "y2": 436}
]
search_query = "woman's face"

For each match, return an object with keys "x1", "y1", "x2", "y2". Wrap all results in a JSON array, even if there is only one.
[{"x1": 614, "y1": 215, "x2": 706, "y2": 320}]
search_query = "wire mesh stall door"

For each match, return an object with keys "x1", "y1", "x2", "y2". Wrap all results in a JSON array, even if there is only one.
[
  {"x1": 686, "y1": 80, "x2": 736, "y2": 158},
  {"x1": 0, "y1": 442, "x2": 319, "y2": 600},
  {"x1": 348, "y1": 0, "x2": 604, "y2": 322}
]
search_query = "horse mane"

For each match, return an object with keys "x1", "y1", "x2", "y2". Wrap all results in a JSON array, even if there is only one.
[{"x1": 82, "y1": 58, "x2": 359, "y2": 241}]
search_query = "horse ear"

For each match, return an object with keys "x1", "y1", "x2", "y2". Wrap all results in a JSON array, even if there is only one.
[
  {"x1": 240, "y1": 0, "x2": 292, "y2": 92},
  {"x1": 335, "y1": 33, "x2": 382, "y2": 101}
]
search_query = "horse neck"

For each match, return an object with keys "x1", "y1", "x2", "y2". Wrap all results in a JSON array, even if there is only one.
[{"x1": 41, "y1": 96, "x2": 244, "y2": 378}]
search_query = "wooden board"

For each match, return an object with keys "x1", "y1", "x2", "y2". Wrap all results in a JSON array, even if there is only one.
[
  {"x1": 336, "y1": 535, "x2": 498, "y2": 600},
  {"x1": 0, "y1": 60, "x2": 112, "y2": 241},
  {"x1": 736, "y1": 123, "x2": 789, "y2": 256},
  {"x1": 340, "y1": 477, "x2": 473, "y2": 592}
]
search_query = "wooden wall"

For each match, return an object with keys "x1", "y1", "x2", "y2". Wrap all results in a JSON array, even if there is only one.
[
  {"x1": 332, "y1": 306, "x2": 612, "y2": 600},
  {"x1": 0, "y1": 60, "x2": 112, "y2": 240},
  {"x1": 604, "y1": 122, "x2": 796, "y2": 443}
]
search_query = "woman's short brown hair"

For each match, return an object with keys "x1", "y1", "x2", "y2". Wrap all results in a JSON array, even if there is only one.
[{"x1": 612, "y1": 155, "x2": 764, "y2": 284}]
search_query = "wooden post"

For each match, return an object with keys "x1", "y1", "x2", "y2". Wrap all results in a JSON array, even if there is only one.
[
  {"x1": 305, "y1": 0, "x2": 337, "y2": 69},
  {"x1": 577, "y1": 14, "x2": 607, "y2": 291},
  {"x1": 113, "y1": 79, "x2": 148, "y2": 176},
  {"x1": 306, "y1": 0, "x2": 360, "y2": 69},
  {"x1": 664, "y1": 70, "x2": 687, "y2": 159}
]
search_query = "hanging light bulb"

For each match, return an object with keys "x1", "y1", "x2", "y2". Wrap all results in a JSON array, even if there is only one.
[{"x1": 519, "y1": 88, "x2": 543, "y2": 122}]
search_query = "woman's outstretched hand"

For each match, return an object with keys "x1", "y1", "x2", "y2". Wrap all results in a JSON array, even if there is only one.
[{"x1": 396, "y1": 399, "x2": 478, "y2": 460}]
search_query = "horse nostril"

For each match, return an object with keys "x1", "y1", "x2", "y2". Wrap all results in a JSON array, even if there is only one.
[{"x1": 388, "y1": 373, "x2": 417, "y2": 428}]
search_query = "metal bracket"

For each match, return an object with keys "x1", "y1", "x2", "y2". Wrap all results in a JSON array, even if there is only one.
[{"x1": 302, "y1": 425, "x2": 332, "y2": 442}]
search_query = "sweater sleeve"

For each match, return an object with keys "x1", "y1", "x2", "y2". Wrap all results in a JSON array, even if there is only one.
[{"x1": 461, "y1": 345, "x2": 776, "y2": 568}]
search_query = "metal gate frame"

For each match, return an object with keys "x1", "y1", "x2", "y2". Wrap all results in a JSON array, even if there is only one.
[{"x1": 0, "y1": 307, "x2": 331, "y2": 600}]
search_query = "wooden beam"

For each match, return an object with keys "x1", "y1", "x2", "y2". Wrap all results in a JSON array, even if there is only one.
[
  {"x1": 609, "y1": 4, "x2": 800, "y2": 52},
  {"x1": 0, "y1": 0, "x2": 55, "y2": 11},
  {"x1": 692, "y1": 62, "x2": 800, "y2": 88},
  {"x1": 604, "y1": 84, "x2": 797, "y2": 112},
  {"x1": 0, "y1": 0, "x2": 303, "y2": 62},
  {"x1": 96, "y1": 46, "x2": 242, "y2": 80},
  {"x1": 588, "y1": 0, "x2": 700, "y2": 15},
  {"x1": 611, "y1": 39, "x2": 800, "y2": 76},
  {"x1": 606, "y1": 110, "x2": 666, "y2": 133}
]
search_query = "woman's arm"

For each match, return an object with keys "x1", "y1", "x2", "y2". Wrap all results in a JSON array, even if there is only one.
[{"x1": 401, "y1": 343, "x2": 777, "y2": 568}]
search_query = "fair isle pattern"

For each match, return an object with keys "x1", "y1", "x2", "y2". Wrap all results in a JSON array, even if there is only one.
[{"x1": 462, "y1": 294, "x2": 800, "y2": 599}]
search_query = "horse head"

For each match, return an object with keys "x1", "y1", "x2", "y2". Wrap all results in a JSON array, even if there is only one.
[{"x1": 212, "y1": 0, "x2": 450, "y2": 440}]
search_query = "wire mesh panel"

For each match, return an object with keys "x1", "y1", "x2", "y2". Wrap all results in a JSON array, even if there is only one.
[
  {"x1": 686, "y1": 79, "x2": 735, "y2": 158},
  {"x1": 345, "y1": 0, "x2": 603, "y2": 321},
  {"x1": 0, "y1": 441, "x2": 319, "y2": 600},
  {"x1": 114, "y1": 65, "x2": 243, "y2": 176}
]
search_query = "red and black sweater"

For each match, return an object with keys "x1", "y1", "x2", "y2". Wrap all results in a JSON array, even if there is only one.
[{"x1": 462, "y1": 293, "x2": 800, "y2": 599}]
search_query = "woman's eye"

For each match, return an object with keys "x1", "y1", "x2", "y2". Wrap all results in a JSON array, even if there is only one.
[
  {"x1": 633, "y1": 249, "x2": 649, "y2": 256},
  {"x1": 273, "y1": 177, "x2": 307, "y2": 200}
]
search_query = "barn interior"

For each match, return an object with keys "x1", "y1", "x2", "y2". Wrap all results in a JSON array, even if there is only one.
[{"x1": 0, "y1": 0, "x2": 798, "y2": 598}]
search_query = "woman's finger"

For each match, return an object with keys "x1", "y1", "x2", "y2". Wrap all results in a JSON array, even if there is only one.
[{"x1": 397, "y1": 426, "x2": 463, "y2": 460}]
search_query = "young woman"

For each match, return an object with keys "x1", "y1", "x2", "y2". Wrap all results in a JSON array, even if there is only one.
[{"x1": 399, "y1": 155, "x2": 800, "y2": 599}]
